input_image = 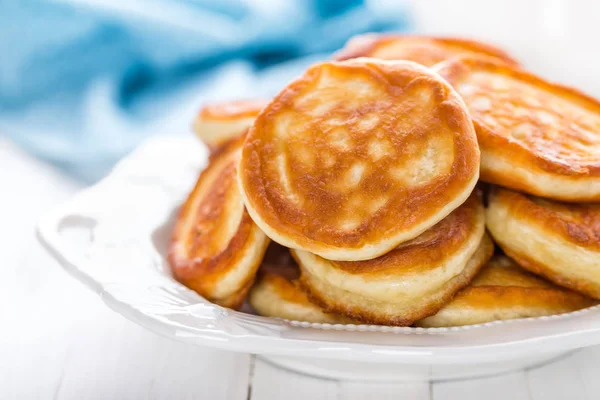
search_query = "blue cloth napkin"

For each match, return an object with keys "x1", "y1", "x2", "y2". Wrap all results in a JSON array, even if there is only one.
[{"x1": 0, "y1": 0, "x2": 410, "y2": 182}]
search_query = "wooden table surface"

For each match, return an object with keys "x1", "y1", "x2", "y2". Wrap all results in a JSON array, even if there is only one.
[{"x1": 3, "y1": 137, "x2": 600, "y2": 399}]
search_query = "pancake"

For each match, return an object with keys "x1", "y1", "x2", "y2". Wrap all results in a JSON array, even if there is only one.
[
  {"x1": 486, "y1": 187, "x2": 600, "y2": 299},
  {"x1": 249, "y1": 243, "x2": 354, "y2": 324},
  {"x1": 193, "y1": 99, "x2": 267, "y2": 151},
  {"x1": 435, "y1": 56, "x2": 600, "y2": 202},
  {"x1": 238, "y1": 58, "x2": 480, "y2": 261},
  {"x1": 417, "y1": 255, "x2": 596, "y2": 327},
  {"x1": 168, "y1": 137, "x2": 270, "y2": 309},
  {"x1": 334, "y1": 34, "x2": 518, "y2": 67},
  {"x1": 293, "y1": 194, "x2": 493, "y2": 326}
]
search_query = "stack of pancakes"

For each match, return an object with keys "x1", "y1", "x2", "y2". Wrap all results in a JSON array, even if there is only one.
[{"x1": 169, "y1": 34, "x2": 600, "y2": 327}]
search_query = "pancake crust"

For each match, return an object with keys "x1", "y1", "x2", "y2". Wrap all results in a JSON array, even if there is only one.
[
  {"x1": 293, "y1": 195, "x2": 493, "y2": 326},
  {"x1": 486, "y1": 187, "x2": 600, "y2": 299},
  {"x1": 334, "y1": 34, "x2": 518, "y2": 67},
  {"x1": 238, "y1": 58, "x2": 480, "y2": 261},
  {"x1": 169, "y1": 138, "x2": 270, "y2": 309},
  {"x1": 193, "y1": 99, "x2": 267, "y2": 151},
  {"x1": 417, "y1": 256, "x2": 596, "y2": 327},
  {"x1": 249, "y1": 243, "x2": 354, "y2": 324},
  {"x1": 435, "y1": 56, "x2": 600, "y2": 202}
]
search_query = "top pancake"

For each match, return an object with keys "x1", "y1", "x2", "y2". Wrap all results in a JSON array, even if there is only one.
[
  {"x1": 193, "y1": 99, "x2": 268, "y2": 151},
  {"x1": 169, "y1": 137, "x2": 270, "y2": 309},
  {"x1": 435, "y1": 56, "x2": 600, "y2": 201},
  {"x1": 238, "y1": 58, "x2": 480, "y2": 261},
  {"x1": 334, "y1": 34, "x2": 518, "y2": 67}
]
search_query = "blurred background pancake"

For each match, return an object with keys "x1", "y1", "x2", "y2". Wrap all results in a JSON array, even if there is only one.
[
  {"x1": 193, "y1": 99, "x2": 267, "y2": 152},
  {"x1": 417, "y1": 255, "x2": 596, "y2": 327},
  {"x1": 169, "y1": 138, "x2": 270, "y2": 309},
  {"x1": 293, "y1": 194, "x2": 492, "y2": 326},
  {"x1": 486, "y1": 187, "x2": 600, "y2": 299},
  {"x1": 249, "y1": 243, "x2": 354, "y2": 324},
  {"x1": 435, "y1": 55, "x2": 600, "y2": 202},
  {"x1": 335, "y1": 34, "x2": 518, "y2": 67},
  {"x1": 238, "y1": 58, "x2": 480, "y2": 261}
]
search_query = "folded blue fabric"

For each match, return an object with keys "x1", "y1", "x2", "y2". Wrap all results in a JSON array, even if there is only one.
[{"x1": 0, "y1": 0, "x2": 410, "y2": 182}]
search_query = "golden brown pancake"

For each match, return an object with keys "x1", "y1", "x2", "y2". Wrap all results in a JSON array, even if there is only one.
[
  {"x1": 293, "y1": 194, "x2": 493, "y2": 326},
  {"x1": 417, "y1": 255, "x2": 596, "y2": 327},
  {"x1": 238, "y1": 58, "x2": 480, "y2": 261},
  {"x1": 193, "y1": 99, "x2": 267, "y2": 151},
  {"x1": 435, "y1": 56, "x2": 600, "y2": 202},
  {"x1": 486, "y1": 187, "x2": 600, "y2": 299},
  {"x1": 169, "y1": 137, "x2": 270, "y2": 309},
  {"x1": 249, "y1": 243, "x2": 354, "y2": 324},
  {"x1": 334, "y1": 34, "x2": 518, "y2": 67}
]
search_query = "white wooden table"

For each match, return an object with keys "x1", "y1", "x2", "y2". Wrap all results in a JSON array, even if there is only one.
[{"x1": 2, "y1": 137, "x2": 600, "y2": 400}]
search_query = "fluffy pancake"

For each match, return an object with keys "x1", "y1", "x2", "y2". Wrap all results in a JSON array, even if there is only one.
[
  {"x1": 417, "y1": 255, "x2": 596, "y2": 327},
  {"x1": 435, "y1": 56, "x2": 600, "y2": 202},
  {"x1": 486, "y1": 187, "x2": 600, "y2": 299},
  {"x1": 193, "y1": 99, "x2": 267, "y2": 151},
  {"x1": 334, "y1": 34, "x2": 518, "y2": 67},
  {"x1": 249, "y1": 243, "x2": 354, "y2": 324},
  {"x1": 169, "y1": 137, "x2": 270, "y2": 309},
  {"x1": 293, "y1": 194, "x2": 493, "y2": 326},
  {"x1": 238, "y1": 58, "x2": 480, "y2": 261}
]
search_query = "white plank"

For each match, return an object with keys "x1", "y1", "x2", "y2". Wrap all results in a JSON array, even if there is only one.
[
  {"x1": 250, "y1": 358, "x2": 339, "y2": 400},
  {"x1": 54, "y1": 299, "x2": 251, "y2": 400},
  {"x1": 1, "y1": 243, "x2": 74, "y2": 400},
  {"x1": 433, "y1": 372, "x2": 530, "y2": 400},
  {"x1": 572, "y1": 346, "x2": 600, "y2": 398},
  {"x1": 0, "y1": 140, "x2": 82, "y2": 399},
  {"x1": 526, "y1": 351, "x2": 589, "y2": 400},
  {"x1": 339, "y1": 382, "x2": 430, "y2": 400}
]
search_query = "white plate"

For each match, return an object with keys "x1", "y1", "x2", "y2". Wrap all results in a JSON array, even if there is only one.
[{"x1": 37, "y1": 136, "x2": 600, "y2": 381}]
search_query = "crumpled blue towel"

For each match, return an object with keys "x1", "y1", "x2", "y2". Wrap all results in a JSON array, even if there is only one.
[{"x1": 0, "y1": 0, "x2": 410, "y2": 182}]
